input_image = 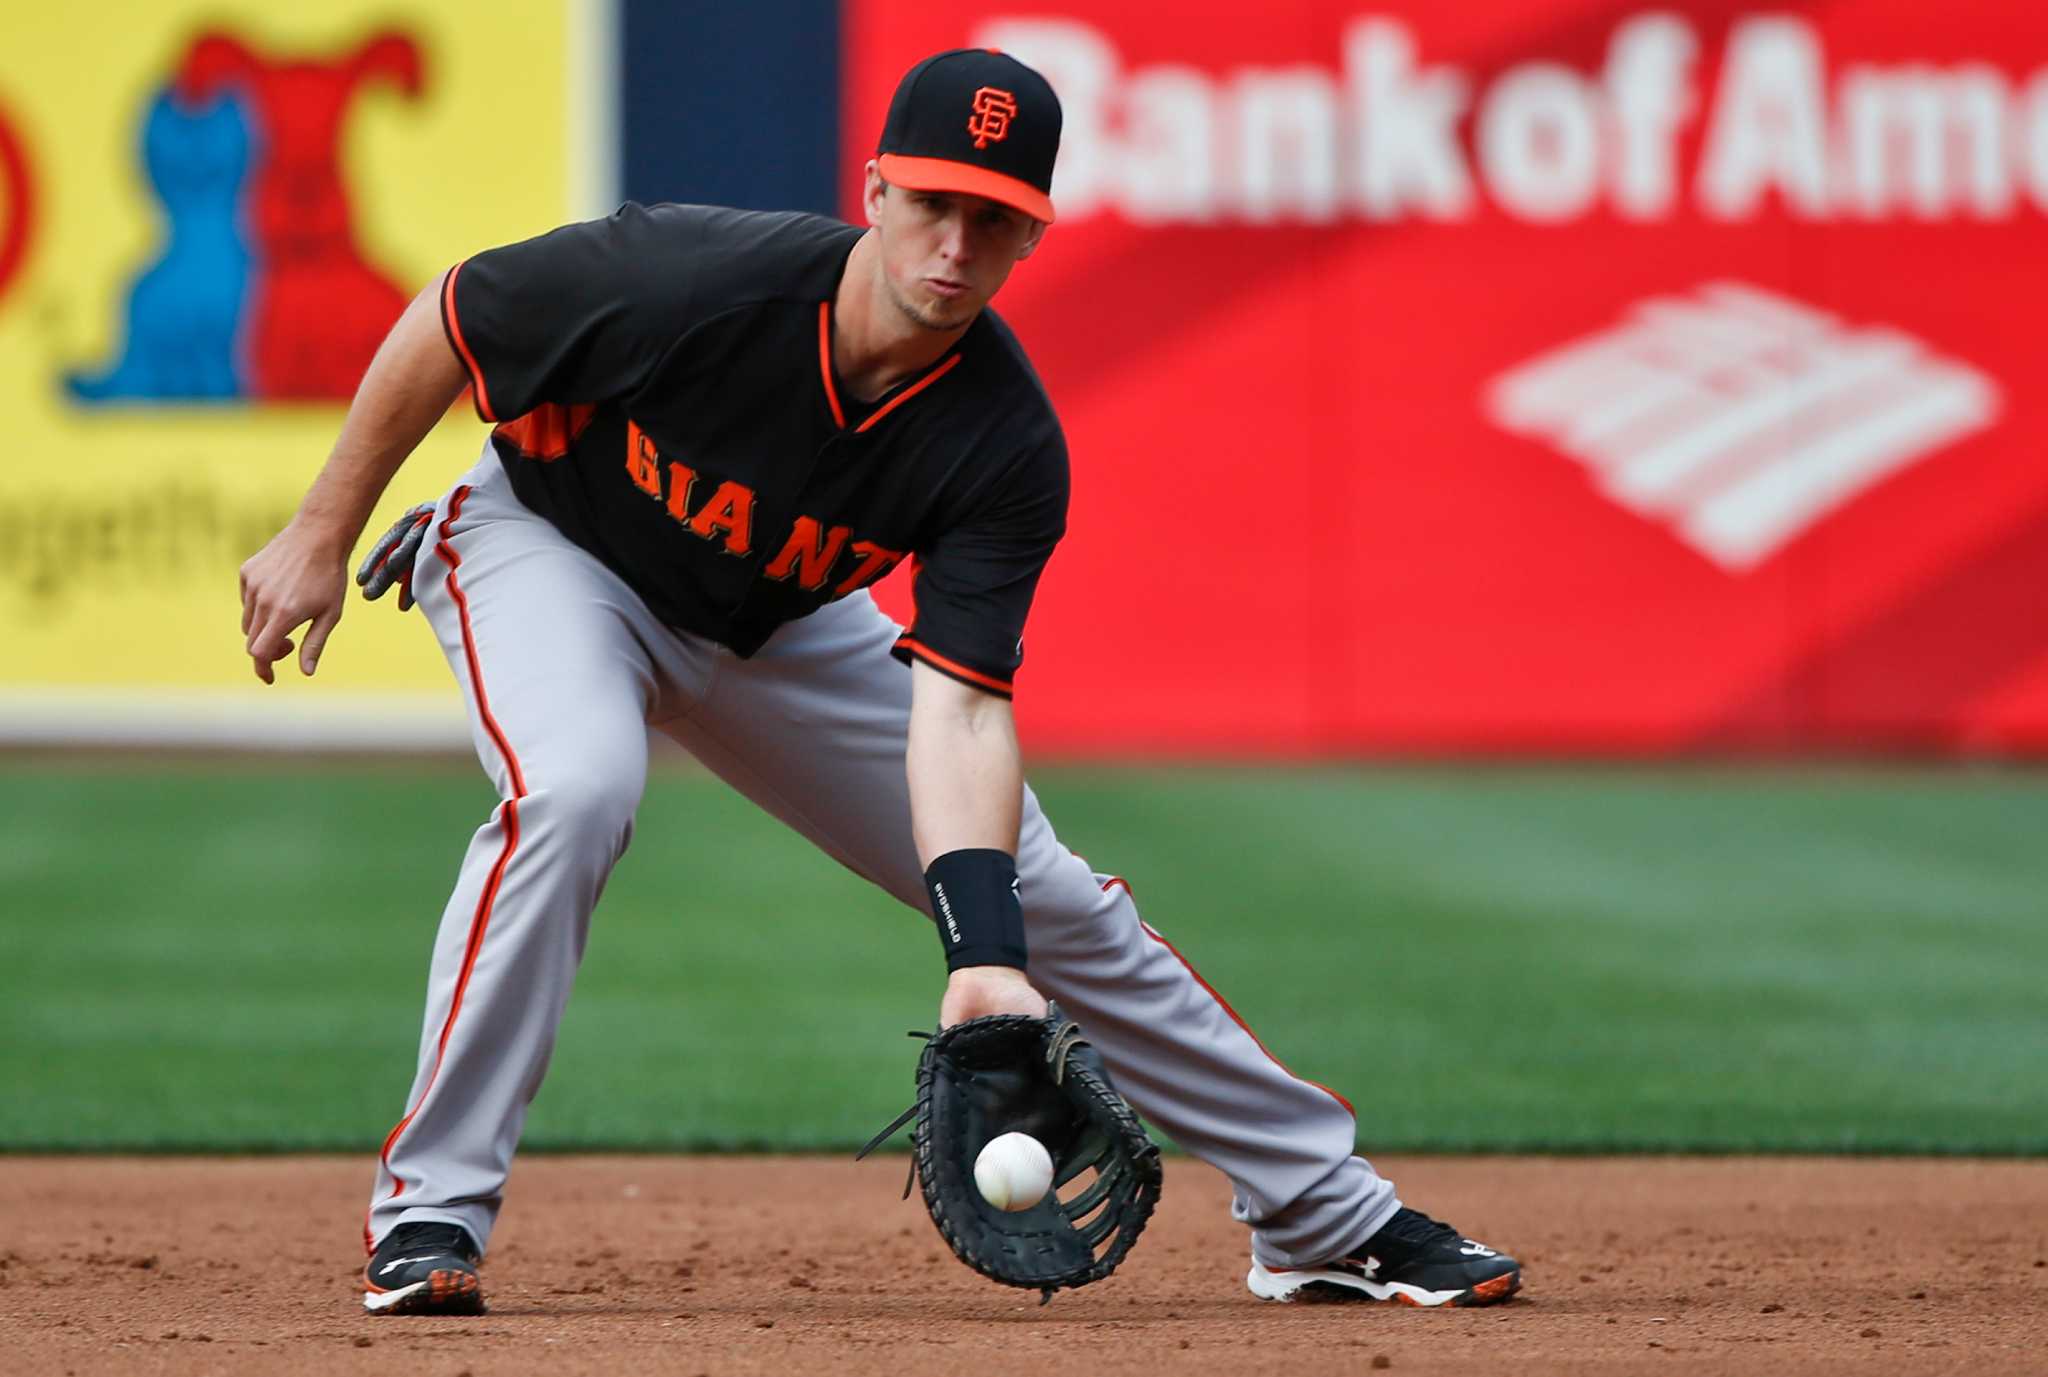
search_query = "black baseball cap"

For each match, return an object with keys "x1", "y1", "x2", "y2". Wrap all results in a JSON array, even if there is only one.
[{"x1": 876, "y1": 49, "x2": 1061, "y2": 224}]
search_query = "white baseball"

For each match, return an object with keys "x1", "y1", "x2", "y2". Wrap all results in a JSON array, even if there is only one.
[{"x1": 973, "y1": 1131, "x2": 1055, "y2": 1212}]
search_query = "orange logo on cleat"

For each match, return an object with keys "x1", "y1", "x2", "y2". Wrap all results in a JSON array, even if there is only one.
[{"x1": 967, "y1": 87, "x2": 1017, "y2": 149}]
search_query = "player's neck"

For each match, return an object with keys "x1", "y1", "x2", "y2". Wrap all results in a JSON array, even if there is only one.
[{"x1": 832, "y1": 233, "x2": 970, "y2": 404}]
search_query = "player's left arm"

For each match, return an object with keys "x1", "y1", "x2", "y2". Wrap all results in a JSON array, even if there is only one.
[
  {"x1": 900, "y1": 423, "x2": 1069, "y2": 1027},
  {"x1": 906, "y1": 663, "x2": 1046, "y2": 1026}
]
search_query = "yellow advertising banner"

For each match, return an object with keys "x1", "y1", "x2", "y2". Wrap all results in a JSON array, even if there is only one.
[{"x1": 0, "y1": 1, "x2": 593, "y2": 743}]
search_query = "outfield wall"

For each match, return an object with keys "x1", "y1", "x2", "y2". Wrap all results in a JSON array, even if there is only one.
[{"x1": 3, "y1": 2, "x2": 2044, "y2": 754}]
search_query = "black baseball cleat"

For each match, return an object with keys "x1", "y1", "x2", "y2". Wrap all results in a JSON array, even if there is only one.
[
  {"x1": 1247, "y1": 1206, "x2": 1522, "y2": 1308},
  {"x1": 363, "y1": 1221, "x2": 486, "y2": 1315}
]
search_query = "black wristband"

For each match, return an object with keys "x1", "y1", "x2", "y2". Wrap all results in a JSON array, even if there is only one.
[{"x1": 924, "y1": 848, "x2": 1027, "y2": 972}]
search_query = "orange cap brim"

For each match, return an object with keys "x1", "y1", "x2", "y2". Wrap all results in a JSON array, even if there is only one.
[{"x1": 877, "y1": 154, "x2": 1055, "y2": 224}]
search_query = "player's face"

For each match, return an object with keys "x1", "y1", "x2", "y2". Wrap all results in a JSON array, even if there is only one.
[{"x1": 867, "y1": 172, "x2": 1045, "y2": 332}]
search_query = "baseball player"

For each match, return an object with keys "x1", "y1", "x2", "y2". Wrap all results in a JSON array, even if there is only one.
[{"x1": 236, "y1": 49, "x2": 1522, "y2": 1316}]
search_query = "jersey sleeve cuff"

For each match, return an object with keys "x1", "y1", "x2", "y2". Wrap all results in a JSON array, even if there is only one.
[
  {"x1": 892, "y1": 636, "x2": 1015, "y2": 700},
  {"x1": 439, "y1": 259, "x2": 499, "y2": 423}
]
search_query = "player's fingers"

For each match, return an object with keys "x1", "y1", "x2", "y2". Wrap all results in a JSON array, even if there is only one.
[
  {"x1": 244, "y1": 601, "x2": 277, "y2": 657},
  {"x1": 300, "y1": 604, "x2": 342, "y2": 676},
  {"x1": 247, "y1": 596, "x2": 313, "y2": 655},
  {"x1": 247, "y1": 611, "x2": 300, "y2": 684}
]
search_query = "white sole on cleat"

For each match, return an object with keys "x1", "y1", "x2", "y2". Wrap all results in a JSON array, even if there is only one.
[
  {"x1": 1247, "y1": 1260, "x2": 1517, "y2": 1308},
  {"x1": 362, "y1": 1267, "x2": 485, "y2": 1315},
  {"x1": 363, "y1": 1280, "x2": 428, "y2": 1313}
]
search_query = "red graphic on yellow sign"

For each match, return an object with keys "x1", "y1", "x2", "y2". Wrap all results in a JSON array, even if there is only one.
[
  {"x1": 67, "y1": 31, "x2": 425, "y2": 403},
  {"x1": 0, "y1": 97, "x2": 32, "y2": 308}
]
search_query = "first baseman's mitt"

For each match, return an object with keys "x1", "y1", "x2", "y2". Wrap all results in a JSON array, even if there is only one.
[{"x1": 857, "y1": 1006, "x2": 1163, "y2": 1303}]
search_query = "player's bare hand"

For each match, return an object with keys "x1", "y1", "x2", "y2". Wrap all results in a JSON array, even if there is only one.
[
  {"x1": 238, "y1": 521, "x2": 350, "y2": 684},
  {"x1": 939, "y1": 966, "x2": 1049, "y2": 1028}
]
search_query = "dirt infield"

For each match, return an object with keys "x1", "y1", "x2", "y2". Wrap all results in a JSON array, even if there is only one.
[{"x1": 4, "y1": 1156, "x2": 2044, "y2": 1375}]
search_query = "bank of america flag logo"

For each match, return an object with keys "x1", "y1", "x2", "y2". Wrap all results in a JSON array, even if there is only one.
[{"x1": 1484, "y1": 283, "x2": 2000, "y2": 571}]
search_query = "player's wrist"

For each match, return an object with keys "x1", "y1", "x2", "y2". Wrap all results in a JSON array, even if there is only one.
[
  {"x1": 286, "y1": 508, "x2": 365, "y2": 564},
  {"x1": 938, "y1": 965, "x2": 1047, "y2": 1026},
  {"x1": 924, "y1": 847, "x2": 1027, "y2": 972},
  {"x1": 945, "y1": 964, "x2": 1034, "y2": 987}
]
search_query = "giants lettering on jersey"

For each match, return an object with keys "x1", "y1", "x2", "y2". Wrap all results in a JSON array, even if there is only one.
[{"x1": 623, "y1": 420, "x2": 907, "y2": 599}]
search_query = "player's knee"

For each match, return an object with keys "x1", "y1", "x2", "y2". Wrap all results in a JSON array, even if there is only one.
[{"x1": 526, "y1": 771, "x2": 640, "y2": 852}]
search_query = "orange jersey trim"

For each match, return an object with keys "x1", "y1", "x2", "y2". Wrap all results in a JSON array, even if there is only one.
[
  {"x1": 896, "y1": 635, "x2": 1014, "y2": 697},
  {"x1": 856, "y1": 354, "x2": 963, "y2": 434},
  {"x1": 877, "y1": 153, "x2": 1055, "y2": 224},
  {"x1": 441, "y1": 261, "x2": 496, "y2": 423},
  {"x1": 819, "y1": 302, "x2": 960, "y2": 434},
  {"x1": 816, "y1": 302, "x2": 846, "y2": 429},
  {"x1": 494, "y1": 403, "x2": 595, "y2": 462}
]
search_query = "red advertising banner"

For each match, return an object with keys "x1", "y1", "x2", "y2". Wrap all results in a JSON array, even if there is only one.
[{"x1": 845, "y1": 2, "x2": 2048, "y2": 754}]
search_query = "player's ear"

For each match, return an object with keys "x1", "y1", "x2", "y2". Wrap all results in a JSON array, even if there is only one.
[
  {"x1": 1015, "y1": 219, "x2": 1048, "y2": 261},
  {"x1": 863, "y1": 162, "x2": 888, "y2": 228}
]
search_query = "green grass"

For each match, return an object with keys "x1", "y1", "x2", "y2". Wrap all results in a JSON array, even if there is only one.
[{"x1": 2, "y1": 762, "x2": 2043, "y2": 1154}]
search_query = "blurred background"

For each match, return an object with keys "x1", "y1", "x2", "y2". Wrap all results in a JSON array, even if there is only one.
[{"x1": 1, "y1": 1, "x2": 2043, "y2": 1157}]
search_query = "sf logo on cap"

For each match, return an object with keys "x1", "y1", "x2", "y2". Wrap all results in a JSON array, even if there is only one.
[{"x1": 968, "y1": 86, "x2": 1017, "y2": 149}]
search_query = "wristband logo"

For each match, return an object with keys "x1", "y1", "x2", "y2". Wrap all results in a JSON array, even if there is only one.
[
  {"x1": 65, "y1": 29, "x2": 424, "y2": 405},
  {"x1": 933, "y1": 881, "x2": 963, "y2": 945}
]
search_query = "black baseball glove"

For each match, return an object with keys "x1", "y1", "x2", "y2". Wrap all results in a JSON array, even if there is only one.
[
  {"x1": 354, "y1": 502, "x2": 436, "y2": 611},
  {"x1": 857, "y1": 1006, "x2": 1163, "y2": 1303}
]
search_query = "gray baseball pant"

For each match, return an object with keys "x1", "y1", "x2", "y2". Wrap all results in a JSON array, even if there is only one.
[{"x1": 366, "y1": 450, "x2": 1398, "y2": 1270}]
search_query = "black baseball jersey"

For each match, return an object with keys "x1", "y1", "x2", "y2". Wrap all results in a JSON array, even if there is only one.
[{"x1": 439, "y1": 203, "x2": 1068, "y2": 698}]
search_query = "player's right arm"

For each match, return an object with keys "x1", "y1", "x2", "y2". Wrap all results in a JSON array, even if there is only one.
[
  {"x1": 240, "y1": 204, "x2": 709, "y2": 683},
  {"x1": 238, "y1": 271, "x2": 467, "y2": 683}
]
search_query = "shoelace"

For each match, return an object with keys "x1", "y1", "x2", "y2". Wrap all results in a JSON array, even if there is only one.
[
  {"x1": 1382, "y1": 1208, "x2": 1457, "y2": 1241},
  {"x1": 1361, "y1": 1207, "x2": 1461, "y2": 1261},
  {"x1": 381, "y1": 1221, "x2": 473, "y2": 1257}
]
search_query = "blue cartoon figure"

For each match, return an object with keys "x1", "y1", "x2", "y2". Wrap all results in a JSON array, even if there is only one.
[{"x1": 67, "y1": 85, "x2": 252, "y2": 402}]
